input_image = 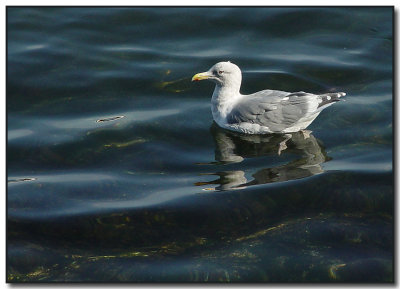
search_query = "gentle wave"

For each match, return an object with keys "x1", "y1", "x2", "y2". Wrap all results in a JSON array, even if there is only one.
[{"x1": 7, "y1": 7, "x2": 393, "y2": 282}]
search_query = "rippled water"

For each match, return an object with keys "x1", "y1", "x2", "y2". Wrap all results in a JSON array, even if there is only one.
[{"x1": 7, "y1": 7, "x2": 393, "y2": 282}]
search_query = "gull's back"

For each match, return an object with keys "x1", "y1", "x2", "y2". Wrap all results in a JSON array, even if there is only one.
[{"x1": 226, "y1": 90, "x2": 345, "y2": 134}]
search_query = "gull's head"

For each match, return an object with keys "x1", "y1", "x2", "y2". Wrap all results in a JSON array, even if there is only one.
[{"x1": 192, "y1": 61, "x2": 242, "y2": 88}]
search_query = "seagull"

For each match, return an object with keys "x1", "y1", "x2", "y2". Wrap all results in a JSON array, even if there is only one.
[{"x1": 192, "y1": 61, "x2": 346, "y2": 135}]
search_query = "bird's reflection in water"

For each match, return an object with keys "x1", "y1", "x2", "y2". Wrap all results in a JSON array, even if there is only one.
[{"x1": 196, "y1": 123, "x2": 331, "y2": 191}]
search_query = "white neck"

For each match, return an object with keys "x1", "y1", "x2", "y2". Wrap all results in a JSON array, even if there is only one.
[{"x1": 211, "y1": 84, "x2": 242, "y2": 122}]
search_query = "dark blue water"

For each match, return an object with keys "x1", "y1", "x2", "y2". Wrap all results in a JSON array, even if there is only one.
[{"x1": 7, "y1": 7, "x2": 393, "y2": 282}]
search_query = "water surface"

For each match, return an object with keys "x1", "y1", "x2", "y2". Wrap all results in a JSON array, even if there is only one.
[{"x1": 7, "y1": 7, "x2": 393, "y2": 282}]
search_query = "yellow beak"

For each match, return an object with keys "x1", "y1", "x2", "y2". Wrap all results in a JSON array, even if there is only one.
[{"x1": 192, "y1": 72, "x2": 211, "y2": 82}]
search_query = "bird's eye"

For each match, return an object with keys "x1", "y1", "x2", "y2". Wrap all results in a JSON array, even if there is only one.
[{"x1": 218, "y1": 70, "x2": 224, "y2": 75}]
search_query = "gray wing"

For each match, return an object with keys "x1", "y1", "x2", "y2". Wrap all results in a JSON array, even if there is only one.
[{"x1": 227, "y1": 90, "x2": 320, "y2": 132}]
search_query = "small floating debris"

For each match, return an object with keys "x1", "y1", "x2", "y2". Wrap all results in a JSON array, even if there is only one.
[
  {"x1": 201, "y1": 188, "x2": 216, "y2": 191},
  {"x1": 96, "y1": 115, "x2": 125, "y2": 123},
  {"x1": 329, "y1": 263, "x2": 346, "y2": 280},
  {"x1": 155, "y1": 69, "x2": 192, "y2": 93},
  {"x1": 194, "y1": 181, "x2": 210, "y2": 186},
  {"x1": 8, "y1": 177, "x2": 36, "y2": 183},
  {"x1": 104, "y1": 138, "x2": 147, "y2": 148}
]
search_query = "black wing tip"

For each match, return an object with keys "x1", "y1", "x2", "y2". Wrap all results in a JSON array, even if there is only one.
[
  {"x1": 325, "y1": 92, "x2": 346, "y2": 98},
  {"x1": 317, "y1": 92, "x2": 346, "y2": 108}
]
